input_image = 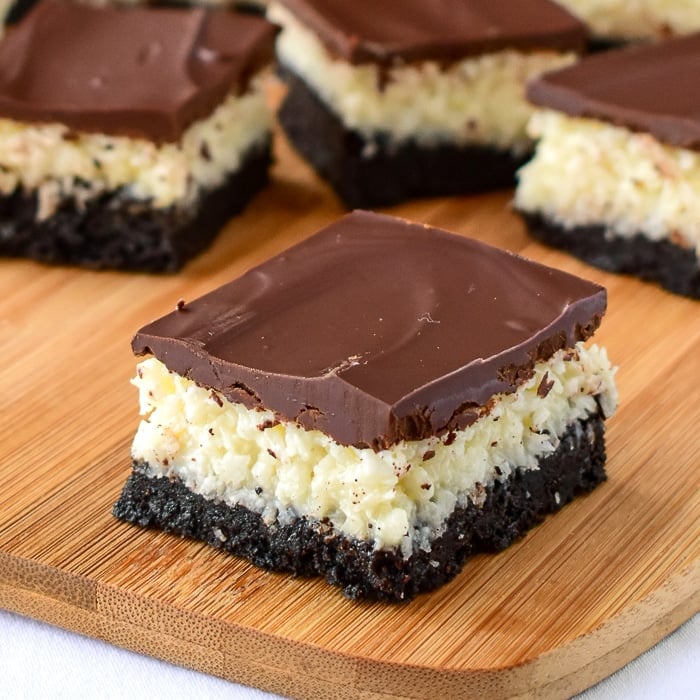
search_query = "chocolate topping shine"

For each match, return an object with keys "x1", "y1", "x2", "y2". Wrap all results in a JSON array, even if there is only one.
[
  {"x1": 0, "y1": 2, "x2": 277, "y2": 142},
  {"x1": 133, "y1": 211, "x2": 607, "y2": 448},
  {"x1": 274, "y1": 0, "x2": 586, "y2": 65},
  {"x1": 527, "y1": 33, "x2": 700, "y2": 151}
]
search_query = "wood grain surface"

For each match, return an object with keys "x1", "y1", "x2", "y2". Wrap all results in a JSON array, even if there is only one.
[{"x1": 0, "y1": 86, "x2": 699, "y2": 699}]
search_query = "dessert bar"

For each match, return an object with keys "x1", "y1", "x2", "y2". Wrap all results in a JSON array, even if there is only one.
[
  {"x1": 515, "y1": 34, "x2": 700, "y2": 298},
  {"x1": 268, "y1": 0, "x2": 585, "y2": 208},
  {"x1": 114, "y1": 211, "x2": 618, "y2": 601},
  {"x1": 0, "y1": 2, "x2": 276, "y2": 271}
]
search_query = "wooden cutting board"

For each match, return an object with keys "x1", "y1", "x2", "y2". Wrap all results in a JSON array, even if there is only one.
[{"x1": 0, "y1": 114, "x2": 698, "y2": 700}]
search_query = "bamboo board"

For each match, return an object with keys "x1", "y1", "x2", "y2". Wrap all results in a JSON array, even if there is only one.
[{"x1": 0, "y1": 120, "x2": 699, "y2": 700}]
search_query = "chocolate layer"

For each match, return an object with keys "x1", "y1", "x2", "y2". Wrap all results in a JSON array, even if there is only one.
[
  {"x1": 114, "y1": 413, "x2": 607, "y2": 602},
  {"x1": 527, "y1": 33, "x2": 700, "y2": 151},
  {"x1": 273, "y1": 0, "x2": 585, "y2": 65},
  {"x1": 278, "y1": 68, "x2": 529, "y2": 207},
  {"x1": 133, "y1": 211, "x2": 607, "y2": 446},
  {"x1": 0, "y1": 1, "x2": 277, "y2": 142}
]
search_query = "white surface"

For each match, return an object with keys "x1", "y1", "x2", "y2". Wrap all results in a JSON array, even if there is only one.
[{"x1": 0, "y1": 608, "x2": 697, "y2": 699}]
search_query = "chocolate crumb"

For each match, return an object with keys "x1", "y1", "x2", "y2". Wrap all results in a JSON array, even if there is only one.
[
  {"x1": 255, "y1": 486, "x2": 263, "y2": 495},
  {"x1": 209, "y1": 391, "x2": 223, "y2": 407},
  {"x1": 421, "y1": 483, "x2": 431, "y2": 490},
  {"x1": 444, "y1": 431, "x2": 457, "y2": 446},
  {"x1": 257, "y1": 419, "x2": 279, "y2": 430},
  {"x1": 176, "y1": 299, "x2": 186, "y2": 311},
  {"x1": 537, "y1": 371, "x2": 555, "y2": 398},
  {"x1": 267, "y1": 448, "x2": 277, "y2": 459},
  {"x1": 422, "y1": 449, "x2": 435, "y2": 461}
]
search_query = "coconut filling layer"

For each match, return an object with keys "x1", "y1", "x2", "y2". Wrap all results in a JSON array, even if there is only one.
[
  {"x1": 0, "y1": 0, "x2": 11, "y2": 38},
  {"x1": 515, "y1": 110, "x2": 700, "y2": 256},
  {"x1": 553, "y1": 0, "x2": 700, "y2": 40},
  {"x1": 267, "y1": 2, "x2": 576, "y2": 154},
  {"x1": 131, "y1": 343, "x2": 617, "y2": 556},
  {"x1": 0, "y1": 73, "x2": 271, "y2": 221}
]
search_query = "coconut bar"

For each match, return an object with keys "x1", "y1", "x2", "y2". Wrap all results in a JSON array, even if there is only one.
[
  {"x1": 515, "y1": 34, "x2": 700, "y2": 298},
  {"x1": 113, "y1": 211, "x2": 618, "y2": 602},
  {"x1": 266, "y1": 0, "x2": 585, "y2": 209},
  {"x1": 0, "y1": 1, "x2": 276, "y2": 272}
]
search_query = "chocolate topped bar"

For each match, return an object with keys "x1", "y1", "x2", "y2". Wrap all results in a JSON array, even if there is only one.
[
  {"x1": 133, "y1": 210, "x2": 606, "y2": 447},
  {"x1": 518, "y1": 32, "x2": 700, "y2": 297},
  {"x1": 273, "y1": 0, "x2": 586, "y2": 65},
  {"x1": 118, "y1": 210, "x2": 617, "y2": 600},
  {"x1": 270, "y1": 0, "x2": 585, "y2": 207},
  {"x1": 527, "y1": 33, "x2": 700, "y2": 151},
  {"x1": 0, "y1": 1, "x2": 277, "y2": 272},
  {"x1": 0, "y1": 1, "x2": 277, "y2": 142}
]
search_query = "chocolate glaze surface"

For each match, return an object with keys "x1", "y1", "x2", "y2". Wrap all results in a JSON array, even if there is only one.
[
  {"x1": 133, "y1": 211, "x2": 607, "y2": 447},
  {"x1": 273, "y1": 0, "x2": 585, "y2": 65},
  {"x1": 0, "y1": 1, "x2": 277, "y2": 142},
  {"x1": 527, "y1": 33, "x2": 700, "y2": 151}
]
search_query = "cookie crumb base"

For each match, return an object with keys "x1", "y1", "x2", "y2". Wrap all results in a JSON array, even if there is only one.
[
  {"x1": 0, "y1": 140, "x2": 271, "y2": 272},
  {"x1": 278, "y1": 69, "x2": 527, "y2": 209},
  {"x1": 520, "y1": 211, "x2": 700, "y2": 299},
  {"x1": 114, "y1": 414, "x2": 607, "y2": 602}
]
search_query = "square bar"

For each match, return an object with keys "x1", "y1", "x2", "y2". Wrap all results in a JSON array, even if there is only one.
[{"x1": 114, "y1": 211, "x2": 618, "y2": 601}]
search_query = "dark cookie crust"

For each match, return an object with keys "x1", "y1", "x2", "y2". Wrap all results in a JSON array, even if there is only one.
[
  {"x1": 520, "y1": 211, "x2": 700, "y2": 299},
  {"x1": 5, "y1": 0, "x2": 37, "y2": 25},
  {"x1": 277, "y1": 68, "x2": 528, "y2": 209},
  {"x1": 149, "y1": 1, "x2": 267, "y2": 13},
  {"x1": 0, "y1": 140, "x2": 271, "y2": 272},
  {"x1": 114, "y1": 413, "x2": 607, "y2": 602},
  {"x1": 586, "y1": 37, "x2": 627, "y2": 53}
]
